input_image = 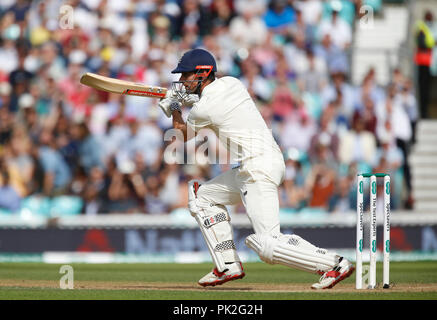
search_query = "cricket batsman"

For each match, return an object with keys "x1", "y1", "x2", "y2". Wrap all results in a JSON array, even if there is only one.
[{"x1": 158, "y1": 48, "x2": 355, "y2": 289}]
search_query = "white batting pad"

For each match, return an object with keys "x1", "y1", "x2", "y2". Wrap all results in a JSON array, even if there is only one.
[
  {"x1": 188, "y1": 180, "x2": 240, "y2": 272},
  {"x1": 245, "y1": 233, "x2": 340, "y2": 274}
]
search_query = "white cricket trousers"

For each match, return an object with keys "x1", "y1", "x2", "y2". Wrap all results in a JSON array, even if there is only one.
[
  {"x1": 195, "y1": 157, "x2": 285, "y2": 235},
  {"x1": 195, "y1": 157, "x2": 341, "y2": 274}
]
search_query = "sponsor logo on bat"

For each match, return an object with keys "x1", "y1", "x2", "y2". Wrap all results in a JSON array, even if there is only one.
[{"x1": 124, "y1": 89, "x2": 166, "y2": 97}]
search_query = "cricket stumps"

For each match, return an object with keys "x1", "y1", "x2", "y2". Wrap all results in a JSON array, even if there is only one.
[{"x1": 356, "y1": 173, "x2": 390, "y2": 290}]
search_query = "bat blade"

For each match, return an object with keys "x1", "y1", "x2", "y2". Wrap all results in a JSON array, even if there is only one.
[{"x1": 80, "y1": 73, "x2": 167, "y2": 98}]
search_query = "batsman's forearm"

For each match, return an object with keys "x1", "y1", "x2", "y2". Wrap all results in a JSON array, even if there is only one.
[{"x1": 172, "y1": 111, "x2": 188, "y2": 141}]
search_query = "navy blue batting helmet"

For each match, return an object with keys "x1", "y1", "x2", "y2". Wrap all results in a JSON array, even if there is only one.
[{"x1": 171, "y1": 49, "x2": 217, "y2": 74}]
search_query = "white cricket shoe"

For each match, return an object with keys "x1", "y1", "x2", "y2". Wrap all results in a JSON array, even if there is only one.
[
  {"x1": 198, "y1": 262, "x2": 245, "y2": 287},
  {"x1": 311, "y1": 257, "x2": 355, "y2": 289}
]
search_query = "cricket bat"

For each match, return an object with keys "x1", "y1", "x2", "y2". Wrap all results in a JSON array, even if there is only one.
[{"x1": 80, "y1": 72, "x2": 168, "y2": 98}]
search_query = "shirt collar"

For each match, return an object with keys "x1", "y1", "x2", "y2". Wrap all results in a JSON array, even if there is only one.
[{"x1": 200, "y1": 78, "x2": 218, "y2": 98}]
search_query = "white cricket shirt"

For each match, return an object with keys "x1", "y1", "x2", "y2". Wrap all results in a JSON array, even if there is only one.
[{"x1": 187, "y1": 76, "x2": 285, "y2": 184}]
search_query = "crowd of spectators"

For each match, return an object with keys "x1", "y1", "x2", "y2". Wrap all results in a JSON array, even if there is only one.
[{"x1": 0, "y1": 0, "x2": 417, "y2": 217}]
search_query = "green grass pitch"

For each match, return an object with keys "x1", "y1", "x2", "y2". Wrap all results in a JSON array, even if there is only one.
[{"x1": 0, "y1": 261, "x2": 436, "y2": 300}]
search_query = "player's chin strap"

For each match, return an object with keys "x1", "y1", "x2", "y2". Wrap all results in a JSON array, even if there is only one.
[{"x1": 193, "y1": 80, "x2": 203, "y2": 96}]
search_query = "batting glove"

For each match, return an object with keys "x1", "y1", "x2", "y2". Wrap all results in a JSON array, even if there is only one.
[
  {"x1": 183, "y1": 94, "x2": 199, "y2": 107},
  {"x1": 165, "y1": 89, "x2": 199, "y2": 107},
  {"x1": 164, "y1": 89, "x2": 178, "y2": 99}
]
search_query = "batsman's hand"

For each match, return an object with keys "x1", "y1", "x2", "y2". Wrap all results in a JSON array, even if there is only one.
[
  {"x1": 164, "y1": 89, "x2": 178, "y2": 99},
  {"x1": 165, "y1": 89, "x2": 199, "y2": 107},
  {"x1": 183, "y1": 94, "x2": 199, "y2": 107},
  {"x1": 158, "y1": 97, "x2": 181, "y2": 118}
]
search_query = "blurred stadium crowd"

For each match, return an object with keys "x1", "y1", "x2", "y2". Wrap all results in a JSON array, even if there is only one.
[{"x1": 0, "y1": 0, "x2": 418, "y2": 216}]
